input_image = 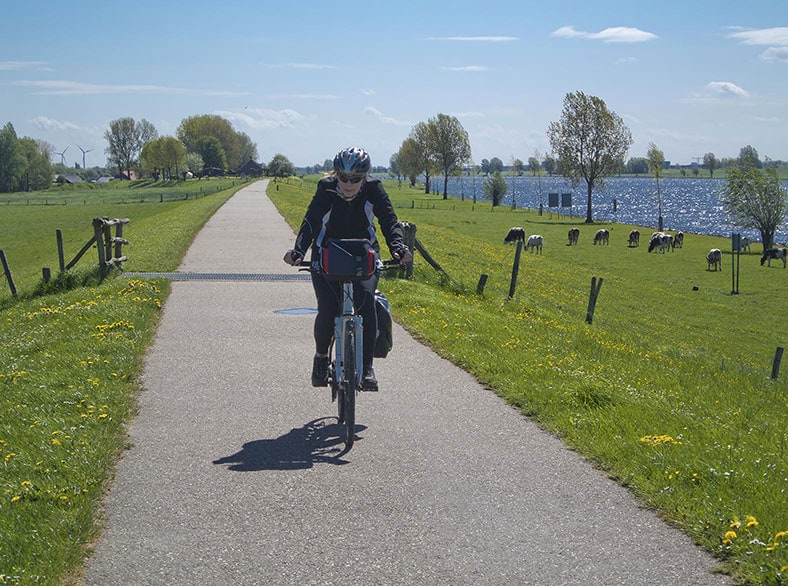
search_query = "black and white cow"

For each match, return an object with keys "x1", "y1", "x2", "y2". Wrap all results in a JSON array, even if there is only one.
[
  {"x1": 761, "y1": 248, "x2": 787, "y2": 268},
  {"x1": 526, "y1": 234, "x2": 543, "y2": 254},
  {"x1": 567, "y1": 227, "x2": 580, "y2": 246},
  {"x1": 504, "y1": 226, "x2": 525, "y2": 244},
  {"x1": 628, "y1": 230, "x2": 640, "y2": 247},
  {"x1": 648, "y1": 232, "x2": 672, "y2": 253},
  {"x1": 593, "y1": 229, "x2": 609, "y2": 245}
]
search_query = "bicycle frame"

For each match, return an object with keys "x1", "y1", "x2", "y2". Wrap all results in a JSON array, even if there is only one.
[{"x1": 332, "y1": 280, "x2": 364, "y2": 392}]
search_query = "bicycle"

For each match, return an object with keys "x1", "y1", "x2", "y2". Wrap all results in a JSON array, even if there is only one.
[{"x1": 299, "y1": 238, "x2": 400, "y2": 448}]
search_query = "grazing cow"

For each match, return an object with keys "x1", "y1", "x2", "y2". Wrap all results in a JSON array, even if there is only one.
[
  {"x1": 760, "y1": 248, "x2": 787, "y2": 268},
  {"x1": 504, "y1": 226, "x2": 525, "y2": 244},
  {"x1": 593, "y1": 229, "x2": 610, "y2": 245},
  {"x1": 648, "y1": 232, "x2": 672, "y2": 253},
  {"x1": 707, "y1": 248, "x2": 722, "y2": 271},
  {"x1": 740, "y1": 237, "x2": 751, "y2": 253},
  {"x1": 567, "y1": 227, "x2": 580, "y2": 246},
  {"x1": 526, "y1": 234, "x2": 543, "y2": 254},
  {"x1": 628, "y1": 230, "x2": 640, "y2": 247},
  {"x1": 673, "y1": 231, "x2": 684, "y2": 249}
]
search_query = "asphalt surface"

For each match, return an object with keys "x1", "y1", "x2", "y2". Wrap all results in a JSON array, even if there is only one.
[{"x1": 82, "y1": 180, "x2": 730, "y2": 585}]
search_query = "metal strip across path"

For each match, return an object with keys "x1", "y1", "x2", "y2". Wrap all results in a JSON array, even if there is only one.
[{"x1": 83, "y1": 180, "x2": 729, "y2": 585}]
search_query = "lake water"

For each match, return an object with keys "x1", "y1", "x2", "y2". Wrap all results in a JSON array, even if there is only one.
[{"x1": 435, "y1": 176, "x2": 788, "y2": 245}]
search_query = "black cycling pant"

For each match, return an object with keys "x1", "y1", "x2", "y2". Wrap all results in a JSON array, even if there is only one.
[{"x1": 311, "y1": 272, "x2": 379, "y2": 368}]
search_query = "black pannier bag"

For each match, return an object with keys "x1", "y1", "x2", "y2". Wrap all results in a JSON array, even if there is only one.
[
  {"x1": 373, "y1": 290, "x2": 393, "y2": 358},
  {"x1": 320, "y1": 238, "x2": 377, "y2": 281}
]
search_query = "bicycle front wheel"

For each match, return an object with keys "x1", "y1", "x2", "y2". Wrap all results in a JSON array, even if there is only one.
[{"x1": 341, "y1": 325, "x2": 357, "y2": 447}]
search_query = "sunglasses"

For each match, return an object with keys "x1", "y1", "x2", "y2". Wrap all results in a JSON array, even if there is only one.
[{"x1": 337, "y1": 173, "x2": 365, "y2": 184}]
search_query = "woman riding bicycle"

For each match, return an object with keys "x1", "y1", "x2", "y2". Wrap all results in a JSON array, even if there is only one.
[{"x1": 283, "y1": 147, "x2": 413, "y2": 391}]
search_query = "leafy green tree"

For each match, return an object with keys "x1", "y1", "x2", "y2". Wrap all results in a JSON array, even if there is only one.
[
  {"x1": 185, "y1": 152, "x2": 204, "y2": 176},
  {"x1": 547, "y1": 91, "x2": 633, "y2": 223},
  {"x1": 16, "y1": 137, "x2": 53, "y2": 191},
  {"x1": 737, "y1": 145, "x2": 762, "y2": 169},
  {"x1": 267, "y1": 153, "x2": 295, "y2": 177},
  {"x1": 626, "y1": 158, "x2": 648, "y2": 175},
  {"x1": 237, "y1": 131, "x2": 258, "y2": 165},
  {"x1": 483, "y1": 171, "x2": 508, "y2": 206},
  {"x1": 0, "y1": 122, "x2": 25, "y2": 192},
  {"x1": 722, "y1": 163, "x2": 788, "y2": 251},
  {"x1": 480, "y1": 159, "x2": 491, "y2": 175},
  {"x1": 177, "y1": 115, "x2": 247, "y2": 170},
  {"x1": 488, "y1": 157, "x2": 504, "y2": 174},
  {"x1": 195, "y1": 136, "x2": 227, "y2": 171},
  {"x1": 527, "y1": 156, "x2": 540, "y2": 176},
  {"x1": 541, "y1": 153, "x2": 556, "y2": 176},
  {"x1": 427, "y1": 113, "x2": 471, "y2": 199},
  {"x1": 141, "y1": 136, "x2": 187, "y2": 179},
  {"x1": 511, "y1": 158, "x2": 524, "y2": 176},
  {"x1": 396, "y1": 138, "x2": 422, "y2": 187},
  {"x1": 647, "y1": 142, "x2": 666, "y2": 230},
  {"x1": 703, "y1": 152, "x2": 718, "y2": 178},
  {"x1": 408, "y1": 121, "x2": 435, "y2": 194},
  {"x1": 104, "y1": 117, "x2": 158, "y2": 179}
]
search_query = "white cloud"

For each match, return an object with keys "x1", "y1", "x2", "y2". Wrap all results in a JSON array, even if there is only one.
[
  {"x1": 32, "y1": 115, "x2": 80, "y2": 131},
  {"x1": 217, "y1": 108, "x2": 305, "y2": 129},
  {"x1": 13, "y1": 80, "x2": 246, "y2": 96},
  {"x1": 363, "y1": 107, "x2": 411, "y2": 126},
  {"x1": 760, "y1": 46, "x2": 788, "y2": 62},
  {"x1": 361, "y1": 88, "x2": 375, "y2": 96},
  {"x1": 727, "y1": 27, "x2": 788, "y2": 46},
  {"x1": 266, "y1": 93, "x2": 339, "y2": 100},
  {"x1": 707, "y1": 81, "x2": 750, "y2": 98},
  {"x1": 551, "y1": 25, "x2": 658, "y2": 43},
  {"x1": 426, "y1": 36, "x2": 518, "y2": 42},
  {"x1": 443, "y1": 65, "x2": 489, "y2": 72},
  {"x1": 0, "y1": 61, "x2": 52, "y2": 71}
]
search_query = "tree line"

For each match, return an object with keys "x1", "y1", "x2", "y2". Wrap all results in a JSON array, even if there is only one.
[
  {"x1": 389, "y1": 91, "x2": 786, "y2": 248},
  {"x1": 0, "y1": 114, "x2": 300, "y2": 193}
]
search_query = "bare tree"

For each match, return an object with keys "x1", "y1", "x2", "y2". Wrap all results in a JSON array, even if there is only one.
[{"x1": 547, "y1": 91, "x2": 633, "y2": 223}]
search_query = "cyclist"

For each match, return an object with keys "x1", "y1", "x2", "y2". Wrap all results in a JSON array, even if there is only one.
[{"x1": 283, "y1": 147, "x2": 413, "y2": 391}]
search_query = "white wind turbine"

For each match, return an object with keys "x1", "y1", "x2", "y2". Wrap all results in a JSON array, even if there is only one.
[
  {"x1": 77, "y1": 145, "x2": 94, "y2": 170},
  {"x1": 55, "y1": 145, "x2": 69, "y2": 166}
]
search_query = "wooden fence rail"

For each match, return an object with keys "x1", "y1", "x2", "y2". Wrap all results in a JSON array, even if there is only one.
[{"x1": 58, "y1": 217, "x2": 129, "y2": 281}]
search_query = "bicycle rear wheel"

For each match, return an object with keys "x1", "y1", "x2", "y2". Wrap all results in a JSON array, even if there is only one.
[{"x1": 341, "y1": 325, "x2": 357, "y2": 447}]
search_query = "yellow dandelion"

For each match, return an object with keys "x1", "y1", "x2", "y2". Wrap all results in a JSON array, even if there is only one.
[
  {"x1": 11, "y1": 495, "x2": 21, "y2": 503},
  {"x1": 51, "y1": 438, "x2": 61, "y2": 446},
  {"x1": 724, "y1": 530, "x2": 737, "y2": 542},
  {"x1": 745, "y1": 516, "x2": 758, "y2": 528}
]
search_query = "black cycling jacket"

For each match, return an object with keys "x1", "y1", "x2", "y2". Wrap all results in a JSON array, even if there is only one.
[{"x1": 293, "y1": 177, "x2": 406, "y2": 258}]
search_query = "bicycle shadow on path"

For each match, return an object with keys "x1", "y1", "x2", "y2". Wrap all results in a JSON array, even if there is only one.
[{"x1": 212, "y1": 418, "x2": 364, "y2": 470}]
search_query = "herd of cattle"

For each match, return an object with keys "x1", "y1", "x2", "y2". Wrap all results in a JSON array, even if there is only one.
[{"x1": 503, "y1": 226, "x2": 787, "y2": 269}]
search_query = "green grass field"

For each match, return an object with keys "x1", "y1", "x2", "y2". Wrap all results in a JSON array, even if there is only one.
[
  {"x1": 272, "y1": 177, "x2": 788, "y2": 585},
  {"x1": 0, "y1": 176, "x2": 785, "y2": 585}
]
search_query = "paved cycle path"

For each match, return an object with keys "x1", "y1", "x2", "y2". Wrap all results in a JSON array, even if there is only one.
[{"x1": 83, "y1": 180, "x2": 729, "y2": 585}]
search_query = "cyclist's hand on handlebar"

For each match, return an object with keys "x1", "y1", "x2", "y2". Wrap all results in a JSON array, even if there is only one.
[
  {"x1": 392, "y1": 248, "x2": 413, "y2": 265},
  {"x1": 283, "y1": 249, "x2": 303, "y2": 265}
]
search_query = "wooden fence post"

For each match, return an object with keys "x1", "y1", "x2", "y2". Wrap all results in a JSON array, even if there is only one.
[
  {"x1": 56, "y1": 229, "x2": 65, "y2": 272},
  {"x1": 401, "y1": 222, "x2": 416, "y2": 278},
  {"x1": 476, "y1": 274, "x2": 488, "y2": 294},
  {"x1": 586, "y1": 276, "x2": 604, "y2": 324},
  {"x1": 772, "y1": 347, "x2": 784, "y2": 380},
  {"x1": 508, "y1": 239, "x2": 523, "y2": 299},
  {"x1": 0, "y1": 249, "x2": 18, "y2": 298}
]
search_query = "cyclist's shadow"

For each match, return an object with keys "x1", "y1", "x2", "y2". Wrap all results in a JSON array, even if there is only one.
[{"x1": 212, "y1": 417, "x2": 363, "y2": 470}]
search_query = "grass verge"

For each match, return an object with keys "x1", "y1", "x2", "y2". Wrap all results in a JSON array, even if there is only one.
[{"x1": 0, "y1": 179, "x2": 245, "y2": 584}]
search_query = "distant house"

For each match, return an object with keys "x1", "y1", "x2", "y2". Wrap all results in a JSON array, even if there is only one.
[
  {"x1": 58, "y1": 174, "x2": 84, "y2": 184},
  {"x1": 93, "y1": 176, "x2": 114, "y2": 184},
  {"x1": 237, "y1": 159, "x2": 265, "y2": 177}
]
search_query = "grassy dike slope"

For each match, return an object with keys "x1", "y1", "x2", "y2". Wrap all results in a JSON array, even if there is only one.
[{"x1": 270, "y1": 177, "x2": 787, "y2": 586}]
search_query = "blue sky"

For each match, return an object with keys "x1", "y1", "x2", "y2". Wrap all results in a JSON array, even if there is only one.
[{"x1": 1, "y1": 0, "x2": 786, "y2": 169}]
